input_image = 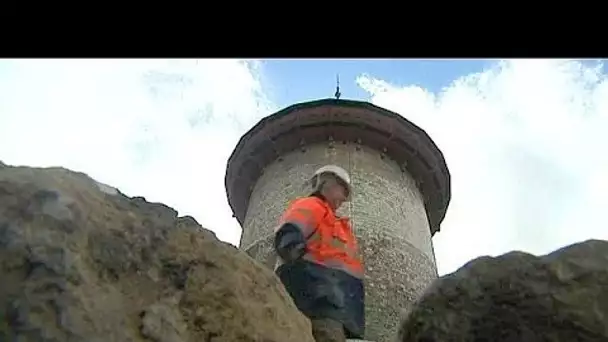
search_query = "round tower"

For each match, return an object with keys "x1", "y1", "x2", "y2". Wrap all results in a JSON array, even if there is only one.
[{"x1": 225, "y1": 98, "x2": 451, "y2": 342}]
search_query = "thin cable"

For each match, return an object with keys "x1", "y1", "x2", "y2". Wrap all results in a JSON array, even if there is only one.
[{"x1": 348, "y1": 143, "x2": 355, "y2": 234}]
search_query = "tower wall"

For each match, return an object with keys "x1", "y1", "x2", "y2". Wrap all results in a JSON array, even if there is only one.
[
  {"x1": 225, "y1": 99, "x2": 451, "y2": 342},
  {"x1": 239, "y1": 141, "x2": 438, "y2": 342}
]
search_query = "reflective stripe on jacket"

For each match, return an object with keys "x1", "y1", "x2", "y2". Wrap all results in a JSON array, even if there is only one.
[{"x1": 274, "y1": 196, "x2": 364, "y2": 280}]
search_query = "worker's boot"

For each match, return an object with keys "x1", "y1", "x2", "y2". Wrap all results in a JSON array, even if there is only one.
[{"x1": 310, "y1": 318, "x2": 346, "y2": 342}]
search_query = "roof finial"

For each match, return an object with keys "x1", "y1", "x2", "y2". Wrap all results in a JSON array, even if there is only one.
[{"x1": 334, "y1": 74, "x2": 341, "y2": 99}]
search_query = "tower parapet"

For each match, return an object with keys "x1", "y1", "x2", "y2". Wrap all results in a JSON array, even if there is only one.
[{"x1": 225, "y1": 98, "x2": 451, "y2": 342}]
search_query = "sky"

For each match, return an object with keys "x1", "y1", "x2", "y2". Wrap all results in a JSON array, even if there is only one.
[{"x1": 1, "y1": 58, "x2": 607, "y2": 276}]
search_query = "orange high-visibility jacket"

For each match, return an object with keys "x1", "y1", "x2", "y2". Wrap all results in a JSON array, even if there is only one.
[{"x1": 275, "y1": 196, "x2": 363, "y2": 279}]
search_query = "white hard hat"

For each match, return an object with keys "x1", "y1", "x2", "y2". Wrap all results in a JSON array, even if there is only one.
[{"x1": 312, "y1": 164, "x2": 351, "y2": 197}]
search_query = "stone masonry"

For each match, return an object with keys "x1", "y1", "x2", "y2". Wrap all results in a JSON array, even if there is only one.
[{"x1": 225, "y1": 99, "x2": 451, "y2": 342}]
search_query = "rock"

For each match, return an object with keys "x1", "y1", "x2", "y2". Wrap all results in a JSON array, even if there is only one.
[
  {"x1": 0, "y1": 164, "x2": 314, "y2": 342},
  {"x1": 397, "y1": 239, "x2": 608, "y2": 342}
]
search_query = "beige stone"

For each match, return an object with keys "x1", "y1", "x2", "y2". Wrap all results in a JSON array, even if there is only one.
[{"x1": 0, "y1": 163, "x2": 315, "y2": 342}]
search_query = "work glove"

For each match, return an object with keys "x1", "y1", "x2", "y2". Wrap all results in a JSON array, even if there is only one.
[
  {"x1": 275, "y1": 223, "x2": 307, "y2": 263},
  {"x1": 283, "y1": 241, "x2": 306, "y2": 262}
]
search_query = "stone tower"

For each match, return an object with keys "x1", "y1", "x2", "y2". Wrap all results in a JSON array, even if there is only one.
[{"x1": 225, "y1": 99, "x2": 451, "y2": 342}]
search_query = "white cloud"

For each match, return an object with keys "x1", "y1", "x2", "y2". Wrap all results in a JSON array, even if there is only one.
[
  {"x1": 0, "y1": 58, "x2": 275, "y2": 245},
  {"x1": 356, "y1": 59, "x2": 608, "y2": 275},
  {"x1": 2, "y1": 58, "x2": 607, "y2": 278}
]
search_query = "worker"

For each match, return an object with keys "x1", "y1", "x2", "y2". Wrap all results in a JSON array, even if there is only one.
[{"x1": 273, "y1": 165, "x2": 365, "y2": 342}]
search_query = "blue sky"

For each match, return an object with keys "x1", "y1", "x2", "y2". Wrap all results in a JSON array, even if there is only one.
[
  {"x1": 261, "y1": 59, "x2": 494, "y2": 106},
  {"x1": 1, "y1": 59, "x2": 607, "y2": 276}
]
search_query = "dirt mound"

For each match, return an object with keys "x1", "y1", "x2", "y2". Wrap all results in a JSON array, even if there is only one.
[
  {"x1": 398, "y1": 239, "x2": 608, "y2": 342},
  {"x1": 0, "y1": 162, "x2": 314, "y2": 342}
]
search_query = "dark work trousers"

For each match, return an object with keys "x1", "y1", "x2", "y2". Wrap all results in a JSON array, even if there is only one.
[{"x1": 310, "y1": 318, "x2": 347, "y2": 342}]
